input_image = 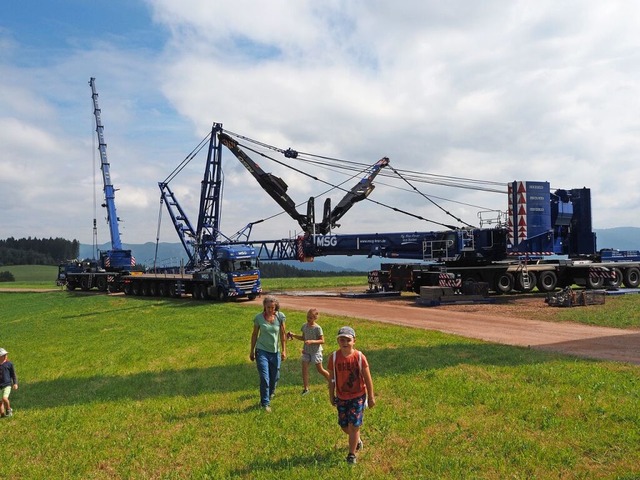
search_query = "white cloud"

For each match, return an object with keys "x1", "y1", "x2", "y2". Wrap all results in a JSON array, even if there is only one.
[{"x1": 2, "y1": 0, "x2": 640, "y2": 251}]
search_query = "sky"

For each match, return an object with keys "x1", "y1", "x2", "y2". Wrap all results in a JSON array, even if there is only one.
[{"x1": 2, "y1": 1, "x2": 640, "y2": 252}]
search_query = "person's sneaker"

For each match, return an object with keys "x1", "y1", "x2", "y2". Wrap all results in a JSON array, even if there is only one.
[
  {"x1": 301, "y1": 388, "x2": 310, "y2": 395},
  {"x1": 5, "y1": 409, "x2": 12, "y2": 417},
  {"x1": 346, "y1": 453, "x2": 357, "y2": 464},
  {"x1": 263, "y1": 405, "x2": 272, "y2": 413},
  {"x1": 356, "y1": 439, "x2": 363, "y2": 451}
]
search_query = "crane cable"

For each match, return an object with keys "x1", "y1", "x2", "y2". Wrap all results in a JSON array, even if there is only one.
[
  {"x1": 161, "y1": 131, "x2": 212, "y2": 185},
  {"x1": 386, "y1": 164, "x2": 475, "y2": 229},
  {"x1": 230, "y1": 137, "x2": 464, "y2": 231},
  {"x1": 224, "y1": 129, "x2": 505, "y2": 193}
]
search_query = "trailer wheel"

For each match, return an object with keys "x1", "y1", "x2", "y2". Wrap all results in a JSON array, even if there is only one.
[
  {"x1": 216, "y1": 287, "x2": 228, "y2": 302},
  {"x1": 193, "y1": 284, "x2": 204, "y2": 300},
  {"x1": 586, "y1": 275, "x2": 604, "y2": 289},
  {"x1": 607, "y1": 267, "x2": 623, "y2": 288},
  {"x1": 202, "y1": 285, "x2": 211, "y2": 300},
  {"x1": 81, "y1": 276, "x2": 92, "y2": 291},
  {"x1": 123, "y1": 284, "x2": 133, "y2": 295},
  {"x1": 169, "y1": 283, "x2": 180, "y2": 298},
  {"x1": 516, "y1": 272, "x2": 536, "y2": 292},
  {"x1": 494, "y1": 273, "x2": 514, "y2": 294},
  {"x1": 536, "y1": 271, "x2": 558, "y2": 293},
  {"x1": 623, "y1": 267, "x2": 640, "y2": 288},
  {"x1": 95, "y1": 276, "x2": 108, "y2": 292},
  {"x1": 131, "y1": 282, "x2": 142, "y2": 296},
  {"x1": 158, "y1": 282, "x2": 168, "y2": 297}
]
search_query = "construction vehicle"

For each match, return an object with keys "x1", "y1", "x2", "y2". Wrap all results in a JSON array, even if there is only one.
[
  {"x1": 341, "y1": 182, "x2": 640, "y2": 294},
  {"x1": 59, "y1": 113, "x2": 640, "y2": 297},
  {"x1": 221, "y1": 145, "x2": 640, "y2": 294},
  {"x1": 116, "y1": 125, "x2": 390, "y2": 300},
  {"x1": 57, "y1": 78, "x2": 133, "y2": 292},
  {"x1": 119, "y1": 124, "x2": 262, "y2": 300}
]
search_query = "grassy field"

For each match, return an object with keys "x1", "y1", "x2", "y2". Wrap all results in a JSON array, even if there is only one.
[
  {"x1": 1, "y1": 290, "x2": 639, "y2": 479},
  {"x1": 0, "y1": 264, "x2": 59, "y2": 289},
  {"x1": 0, "y1": 265, "x2": 368, "y2": 292}
]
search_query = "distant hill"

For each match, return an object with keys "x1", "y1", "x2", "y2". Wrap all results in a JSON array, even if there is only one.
[
  {"x1": 80, "y1": 227, "x2": 640, "y2": 273},
  {"x1": 594, "y1": 227, "x2": 640, "y2": 250},
  {"x1": 79, "y1": 242, "x2": 190, "y2": 268}
]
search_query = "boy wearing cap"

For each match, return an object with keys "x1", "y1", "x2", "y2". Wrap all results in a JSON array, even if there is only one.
[
  {"x1": 328, "y1": 326, "x2": 376, "y2": 465},
  {"x1": 0, "y1": 348, "x2": 18, "y2": 418}
]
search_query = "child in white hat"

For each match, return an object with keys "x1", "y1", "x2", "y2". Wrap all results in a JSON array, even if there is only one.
[{"x1": 0, "y1": 348, "x2": 18, "y2": 418}]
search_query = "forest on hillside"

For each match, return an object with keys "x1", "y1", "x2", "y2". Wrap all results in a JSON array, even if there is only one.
[{"x1": 0, "y1": 237, "x2": 79, "y2": 266}]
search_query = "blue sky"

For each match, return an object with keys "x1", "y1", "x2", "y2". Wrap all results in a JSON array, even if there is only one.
[{"x1": 2, "y1": 1, "x2": 640, "y2": 255}]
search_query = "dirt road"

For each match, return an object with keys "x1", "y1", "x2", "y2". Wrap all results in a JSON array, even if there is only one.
[{"x1": 275, "y1": 293, "x2": 640, "y2": 365}]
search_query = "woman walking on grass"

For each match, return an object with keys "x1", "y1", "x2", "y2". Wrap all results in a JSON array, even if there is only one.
[{"x1": 249, "y1": 295, "x2": 287, "y2": 412}]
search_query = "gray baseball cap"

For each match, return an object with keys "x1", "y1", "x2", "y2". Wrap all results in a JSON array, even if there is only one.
[{"x1": 337, "y1": 326, "x2": 355, "y2": 339}]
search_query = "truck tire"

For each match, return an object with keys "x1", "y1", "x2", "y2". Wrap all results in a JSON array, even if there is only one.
[
  {"x1": 66, "y1": 282, "x2": 77, "y2": 291},
  {"x1": 193, "y1": 284, "x2": 204, "y2": 300},
  {"x1": 515, "y1": 272, "x2": 536, "y2": 292},
  {"x1": 81, "y1": 276, "x2": 92, "y2": 291},
  {"x1": 96, "y1": 276, "x2": 108, "y2": 292},
  {"x1": 606, "y1": 267, "x2": 623, "y2": 288},
  {"x1": 494, "y1": 273, "x2": 514, "y2": 294},
  {"x1": 216, "y1": 287, "x2": 228, "y2": 302},
  {"x1": 536, "y1": 271, "x2": 558, "y2": 293},
  {"x1": 201, "y1": 285, "x2": 211, "y2": 300},
  {"x1": 623, "y1": 267, "x2": 640, "y2": 288},
  {"x1": 586, "y1": 275, "x2": 604, "y2": 289}
]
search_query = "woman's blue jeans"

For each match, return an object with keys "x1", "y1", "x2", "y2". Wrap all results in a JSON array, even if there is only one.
[{"x1": 255, "y1": 349, "x2": 280, "y2": 407}]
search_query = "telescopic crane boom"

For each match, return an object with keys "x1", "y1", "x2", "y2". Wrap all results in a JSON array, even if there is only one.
[{"x1": 89, "y1": 77, "x2": 132, "y2": 271}]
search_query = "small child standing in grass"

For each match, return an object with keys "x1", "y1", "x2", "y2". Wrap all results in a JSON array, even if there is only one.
[
  {"x1": 0, "y1": 348, "x2": 18, "y2": 418},
  {"x1": 328, "y1": 326, "x2": 375, "y2": 465},
  {"x1": 287, "y1": 308, "x2": 330, "y2": 394}
]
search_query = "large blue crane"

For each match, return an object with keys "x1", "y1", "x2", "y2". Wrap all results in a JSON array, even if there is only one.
[
  {"x1": 89, "y1": 77, "x2": 132, "y2": 271},
  {"x1": 158, "y1": 123, "x2": 226, "y2": 269}
]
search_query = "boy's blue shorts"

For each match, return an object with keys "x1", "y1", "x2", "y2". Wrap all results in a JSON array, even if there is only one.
[{"x1": 336, "y1": 394, "x2": 367, "y2": 427}]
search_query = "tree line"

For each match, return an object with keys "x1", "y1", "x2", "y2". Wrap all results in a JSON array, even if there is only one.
[{"x1": 0, "y1": 237, "x2": 79, "y2": 266}]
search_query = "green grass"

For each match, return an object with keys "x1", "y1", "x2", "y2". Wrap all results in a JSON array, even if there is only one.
[
  {"x1": 0, "y1": 264, "x2": 59, "y2": 289},
  {"x1": 261, "y1": 275, "x2": 366, "y2": 291},
  {"x1": 4, "y1": 265, "x2": 640, "y2": 329},
  {"x1": 2, "y1": 291, "x2": 639, "y2": 479},
  {"x1": 548, "y1": 294, "x2": 640, "y2": 329}
]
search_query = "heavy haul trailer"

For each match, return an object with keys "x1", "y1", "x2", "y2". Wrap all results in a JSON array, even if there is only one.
[
  {"x1": 367, "y1": 181, "x2": 640, "y2": 294},
  {"x1": 369, "y1": 256, "x2": 639, "y2": 295},
  {"x1": 117, "y1": 241, "x2": 261, "y2": 301}
]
